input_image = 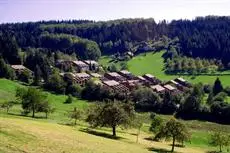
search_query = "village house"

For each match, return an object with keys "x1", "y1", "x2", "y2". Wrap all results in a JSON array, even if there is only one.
[
  {"x1": 104, "y1": 72, "x2": 126, "y2": 82},
  {"x1": 90, "y1": 73, "x2": 102, "y2": 78},
  {"x1": 102, "y1": 80, "x2": 129, "y2": 94},
  {"x1": 163, "y1": 84, "x2": 180, "y2": 95},
  {"x1": 74, "y1": 73, "x2": 91, "y2": 85},
  {"x1": 84, "y1": 60, "x2": 99, "y2": 71},
  {"x1": 72, "y1": 61, "x2": 89, "y2": 72},
  {"x1": 126, "y1": 51, "x2": 134, "y2": 58},
  {"x1": 167, "y1": 80, "x2": 189, "y2": 92},
  {"x1": 55, "y1": 60, "x2": 73, "y2": 72},
  {"x1": 175, "y1": 77, "x2": 192, "y2": 87},
  {"x1": 118, "y1": 70, "x2": 134, "y2": 80},
  {"x1": 143, "y1": 74, "x2": 161, "y2": 85},
  {"x1": 121, "y1": 80, "x2": 140, "y2": 91},
  {"x1": 137, "y1": 76, "x2": 149, "y2": 85},
  {"x1": 150, "y1": 84, "x2": 165, "y2": 93},
  {"x1": 11, "y1": 65, "x2": 33, "y2": 77}
]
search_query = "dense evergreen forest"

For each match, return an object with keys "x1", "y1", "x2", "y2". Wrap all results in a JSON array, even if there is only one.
[{"x1": 0, "y1": 16, "x2": 230, "y2": 68}]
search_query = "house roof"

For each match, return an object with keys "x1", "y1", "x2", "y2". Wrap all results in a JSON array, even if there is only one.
[
  {"x1": 73, "y1": 61, "x2": 88, "y2": 66},
  {"x1": 107, "y1": 72, "x2": 122, "y2": 77},
  {"x1": 127, "y1": 51, "x2": 134, "y2": 56},
  {"x1": 84, "y1": 60, "x2": 99, "y2": 65},
  {"x1": 103, "y1": 80, "x2": 120, "y2": 87},
  {"x1": 164, "y1": 84, "x2": 176, "y2": 91},
  {"x1": 11, "y1": 65, "x2": 27, "y2": 70},
  {"x1": 170, "y1": 80, "x2": 179, "y2": 85},
  {"x1": 90, "y1": 73, "x2": 102, "y2": 78},
  {"x1": 120, "y1": 70, "x2": 131, "y2": 75},
  {"x1": 151, "y1": 85, "x2": 165, "y2": 92},
  {"x1": 137, "y1": 76, "x2": 146, "y2": 81},
  {"x1": 75, "y1": 73, "x2": 90, "y2": 78},
  {"x1": 177, "y1": 77, "x2": 186, "y2": 83},
  {"x1": 144, "y1": 74, "x2": 155, "y2": 78}
]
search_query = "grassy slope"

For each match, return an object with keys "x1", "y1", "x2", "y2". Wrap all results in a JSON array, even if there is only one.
[
  {"x1": 1, "y1": 79, "x2": 230, "y2": 153},
  {"x1": 0, "y1": 79, "x2": 89, "y2": 123},
  {"x1": 99, "y1": 51, "x2": 230, "y2": 86},
  {"x1": 0, "y1": 116, "x2": 151, "y2": 153},
  {"x1": 128, "y1": 51, "x2": 230, "y2": 86}
]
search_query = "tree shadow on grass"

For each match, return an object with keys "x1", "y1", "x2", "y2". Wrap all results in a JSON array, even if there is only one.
[
  {"x1": 144, "y1": 136, "x2": 155, "y2": 141},
  {"x1": 147, "y1": 147, "x2": 173, "y2": 153},
  {"x1": 7, "y1": 112, "x2": 47, "y2": 119},
  {"x1": 79, "y1": 128, "x2": 124, "y2": 140},
  {"x1": 206, "y1": 151, "x2": 219, "y2": 153},
  {"x1": 144, "y1": 136, "x2": 162, "y2": 142}
]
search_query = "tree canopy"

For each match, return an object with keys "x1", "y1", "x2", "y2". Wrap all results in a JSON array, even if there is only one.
[{"x1": 86, "y1": 101, "x2": 135, "y2": 137}]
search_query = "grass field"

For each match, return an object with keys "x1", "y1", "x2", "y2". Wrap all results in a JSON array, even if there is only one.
[
  {"x1": 99, "y1": 51, "x2": 230, "y2": 86},
  {"x1": 1, "y1": 79, "x2": 230, "y2": 153},
  {"x1": 127, "y1": 51, "x2": 230, "y2": 86},
  {"x1": 0, "y1": 116, "x2": 151, "y2": 153},
  {"x1": 0, "y1": 79, "x2": 89, "y2": 123}
]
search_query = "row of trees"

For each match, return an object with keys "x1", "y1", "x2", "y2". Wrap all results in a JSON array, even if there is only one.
[
  {"x1": 176, "y1": 78, "x2": 230, "y2": 124},
  {"x1": 165, "y1": 56, "x2": 223, "y2": 74}
]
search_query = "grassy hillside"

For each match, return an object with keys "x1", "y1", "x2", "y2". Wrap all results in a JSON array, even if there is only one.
[
  {"x1": 0, "y1": 116, "x2": 151, "y2": 153},
  {"x1": 0, "y1": 79, "x2": 89, "y2": 123},
  {"x1": 127, "y1": 51, "x2": 230, "y2": 86},
  {"x1": 99, "y1": 51, "x2": 230, "y2": 86},
  {"x1": 0, "y1": 115, "x2": 221, "y2": 153},
  {"x1": 1, "y1": 79, "x2": 230, "y2": 153}
]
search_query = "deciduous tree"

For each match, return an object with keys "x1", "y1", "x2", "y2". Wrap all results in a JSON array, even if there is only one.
[
  {"x1": 209, "y1": 131, "x2": 230, "y2": 152},
  {"x1": 155, "y1": 118, "x2": 190, "y2": 152},
  {"x1": 86, "y1": 101, "x2": 135, "y2": 137}
]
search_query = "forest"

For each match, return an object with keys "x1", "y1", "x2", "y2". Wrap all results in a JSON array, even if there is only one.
[{"x1": 0, "y1": 16, "x2": 230, "y2": 67}]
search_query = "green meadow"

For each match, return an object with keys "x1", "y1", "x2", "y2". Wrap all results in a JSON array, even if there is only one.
[
  {"x1": 99, "y1": 51, "x2": 230, "y2": 86},
  {"x1": 1, "y1": 79, "x2": 230, "y2": 153}
]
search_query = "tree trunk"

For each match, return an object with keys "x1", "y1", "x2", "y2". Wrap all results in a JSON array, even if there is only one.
[
  {"x1": 32, "y1": 108, "x2": 35, "y2": 118},
  {"x1": 45, "y1": 112, "x2": 48, "y2": 119},
  {"x1": 172, "y1": 136, "x2": 175, "y2": 152},
  {"x1": 112, "y1": 126, "x2": 116, "y2": 137},
  {"x1": 75, "y1": 119, "x2": 77, "y2": 125},
  {"x1": 32, "y1": 104, "x2": 35, "y2": 118},
  {"x1": 220, "y1": 144, "x2": 222, "y2": 152},
  {"x1": 136, "y1": 127, "x2": 141, "y2": 143}
]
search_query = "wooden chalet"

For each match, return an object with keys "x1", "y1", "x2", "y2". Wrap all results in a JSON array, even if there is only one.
[
  {"x1": 104, "y1": 72, "x2": 126, "y2": 82},
  {"x1": 102, "y1": 80, "x2": 129, "y2": 93},
  {"x1": 167, "y1": 80, "x2": 189, "y2": 92},
  {"x1": 11, "y1": 65, "x2": 33, "y2": 76},
  {"x1": 90, "y1": 73, "x2": 102, "y2": 78},
  {"x1": 72, "y1": 73, "x2": 91, "y2": 86},
  {"x1": 163, "y1": 84, "x2": 180, "y2": 95},
  {"x1": 136, "y1": 76, "x2": 149, "y2": 85},
  {"x1": 175, "y1": 77, "x2": 192, "y2": 87},
  {"x1": 118, "y1": 70, "x2": 134, "y2": 80},
  {"x1": 150, "y1": 85, "x2": 165, "y2": 93},
  {"x1": 121, "y1": 80, "x2": 140, "y2": 91},
  {"x1": 143, "y1": 74, "x2": 161, "y2": 85},
  {"x1": 84, "y1": 60, "x2": 99, "y2": 71},
  {"x1": 72, "y1": 61, "x2": 89, "y2": 72}
]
